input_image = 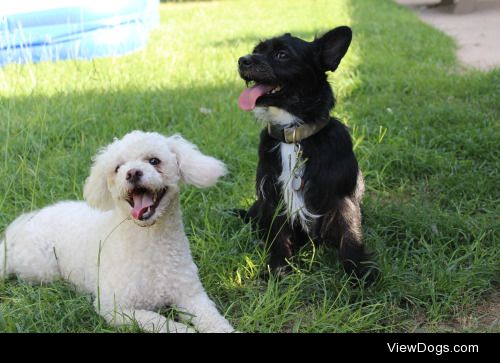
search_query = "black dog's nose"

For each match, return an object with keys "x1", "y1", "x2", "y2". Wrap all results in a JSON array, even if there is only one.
[
  {"x1": 126, "y1": 169, "x2": 143, "y2": 183},
  {"x1": 238, "y1": 55, "x2": 253, "y2": 68}
]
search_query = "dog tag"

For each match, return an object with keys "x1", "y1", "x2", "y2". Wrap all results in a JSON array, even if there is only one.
[
  {"x1": 292, "y1": 143, "x2": 305, "y2": 191},
  {"x1": 292, "y1": 175, "x2": 304, "y2": 191}
]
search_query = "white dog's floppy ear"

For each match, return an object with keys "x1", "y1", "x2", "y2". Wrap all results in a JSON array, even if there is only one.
[
  {"x1": 83, "y1": 146, "x2": 114, "y2": 211},
  {"x1": 167, "y1": 134, "x2": 227, "y2": 188}
]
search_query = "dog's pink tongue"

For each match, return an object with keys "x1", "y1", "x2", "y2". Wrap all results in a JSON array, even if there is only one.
[
  {"x1": 131, "y1": 193, "x2": 154, "y2": 220},
  {"x1": 238, "y1": 84, "x2": 274, "y2": 111}
]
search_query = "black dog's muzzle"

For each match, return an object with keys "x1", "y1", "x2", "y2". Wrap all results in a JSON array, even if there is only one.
[
  {"x1": 238, "y1": 55, "x2": 253, "y2": 70},
  {"x1": 238, "y1": 54, "x2": 276, "y2": 82}
]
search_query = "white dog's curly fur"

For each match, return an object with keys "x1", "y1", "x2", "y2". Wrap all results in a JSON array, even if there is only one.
[{"x1": 0, "y1": 131, "x2": 235, "y2": 333}]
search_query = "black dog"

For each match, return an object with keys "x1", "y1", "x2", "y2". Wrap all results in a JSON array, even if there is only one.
[{"x1": 237, "y1": 26, "x2": 378, "y2": 284}]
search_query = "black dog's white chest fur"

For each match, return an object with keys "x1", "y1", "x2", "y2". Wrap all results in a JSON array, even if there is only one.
[{"x1": 254, "y1": 106, "x2": 318, "y2": 231}]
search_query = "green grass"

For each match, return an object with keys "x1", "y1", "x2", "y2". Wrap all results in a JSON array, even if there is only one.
[{"x1": 0, "y1": 0, "x2": 498, "y2": 332}]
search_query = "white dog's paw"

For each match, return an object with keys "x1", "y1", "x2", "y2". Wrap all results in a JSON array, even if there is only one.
[
  {"x1": 211, "y1": 321, "x2": 238, "y2": 333},
  {"x1": 162, "y1": 321, "x2": 196, "y2": 333}
]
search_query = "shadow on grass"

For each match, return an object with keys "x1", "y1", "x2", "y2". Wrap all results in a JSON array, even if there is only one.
[{"x1": 0, "y1": 82, "x2": 265, "y2": 230}]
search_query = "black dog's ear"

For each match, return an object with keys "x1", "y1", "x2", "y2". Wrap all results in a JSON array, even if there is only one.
[{"x1": 314, "y1": 26, "x2": 352, "y2": 72}]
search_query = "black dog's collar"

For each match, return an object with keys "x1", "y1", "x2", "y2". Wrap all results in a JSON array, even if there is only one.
[{"x1": 267, "y1": 118, "x2": 330, "y2": 143}]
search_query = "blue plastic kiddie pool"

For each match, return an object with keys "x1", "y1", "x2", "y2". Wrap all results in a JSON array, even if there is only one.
[{"x1": 0, "y1": 0, "x2": 159, "y2": 66}]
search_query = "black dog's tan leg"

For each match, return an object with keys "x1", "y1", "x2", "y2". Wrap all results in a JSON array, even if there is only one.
[{"x1": 321, "y1": 197, "x2": 379, "y2": 284}]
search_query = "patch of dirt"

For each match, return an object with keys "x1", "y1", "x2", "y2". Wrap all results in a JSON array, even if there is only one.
[
  {"x1": 453, "y1": 288, "x2": 500, "y2": 332},
  {"x1": 414, "y1": 287, "x2": 500, "y2": 332},
  {"x1": 396, "y1": 0, "x2": 500, "y2": 71}
]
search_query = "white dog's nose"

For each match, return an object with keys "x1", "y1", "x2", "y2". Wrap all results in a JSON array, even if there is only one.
[{"x1": 126, "y1": 168, "x2": 143, "y2": 184}]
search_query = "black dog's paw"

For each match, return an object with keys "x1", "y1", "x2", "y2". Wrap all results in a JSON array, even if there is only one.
[
  {"x1": 226, "y1": 208, "x2": 251, "y2": 222},
  {"x1": 225, "y1": 208, "x2": 245, "y2": 218},
  {"x1": 353, "y1": 260, "x2": 380, "y2": 286},
  {"x1": 341, "y1": 247, "x2": 381, "y2": 287}
]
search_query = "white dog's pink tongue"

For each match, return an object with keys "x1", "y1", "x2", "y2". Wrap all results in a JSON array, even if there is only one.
[
  {"x1": 131, "y1": 192, "x2": 154, "y2": 220},
  {"x1": 238, "y1": 84, "x2": 274, "y2": 111}
]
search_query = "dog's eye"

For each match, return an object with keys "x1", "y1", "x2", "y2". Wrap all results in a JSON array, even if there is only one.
[
  {"x1": 149, "y1": 157, "x2": 161, "y2": 166},
  {"x1": 275, "y1": 51, "x2": 289, "y2": 60},
  {"x1": 115, "y1": 165, "x2": 121, "y2": 173}
]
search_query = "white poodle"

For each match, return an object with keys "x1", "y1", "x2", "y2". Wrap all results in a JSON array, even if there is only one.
[{"x1": 0, "y1": 130, "x2": 235, "y2": 333}]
